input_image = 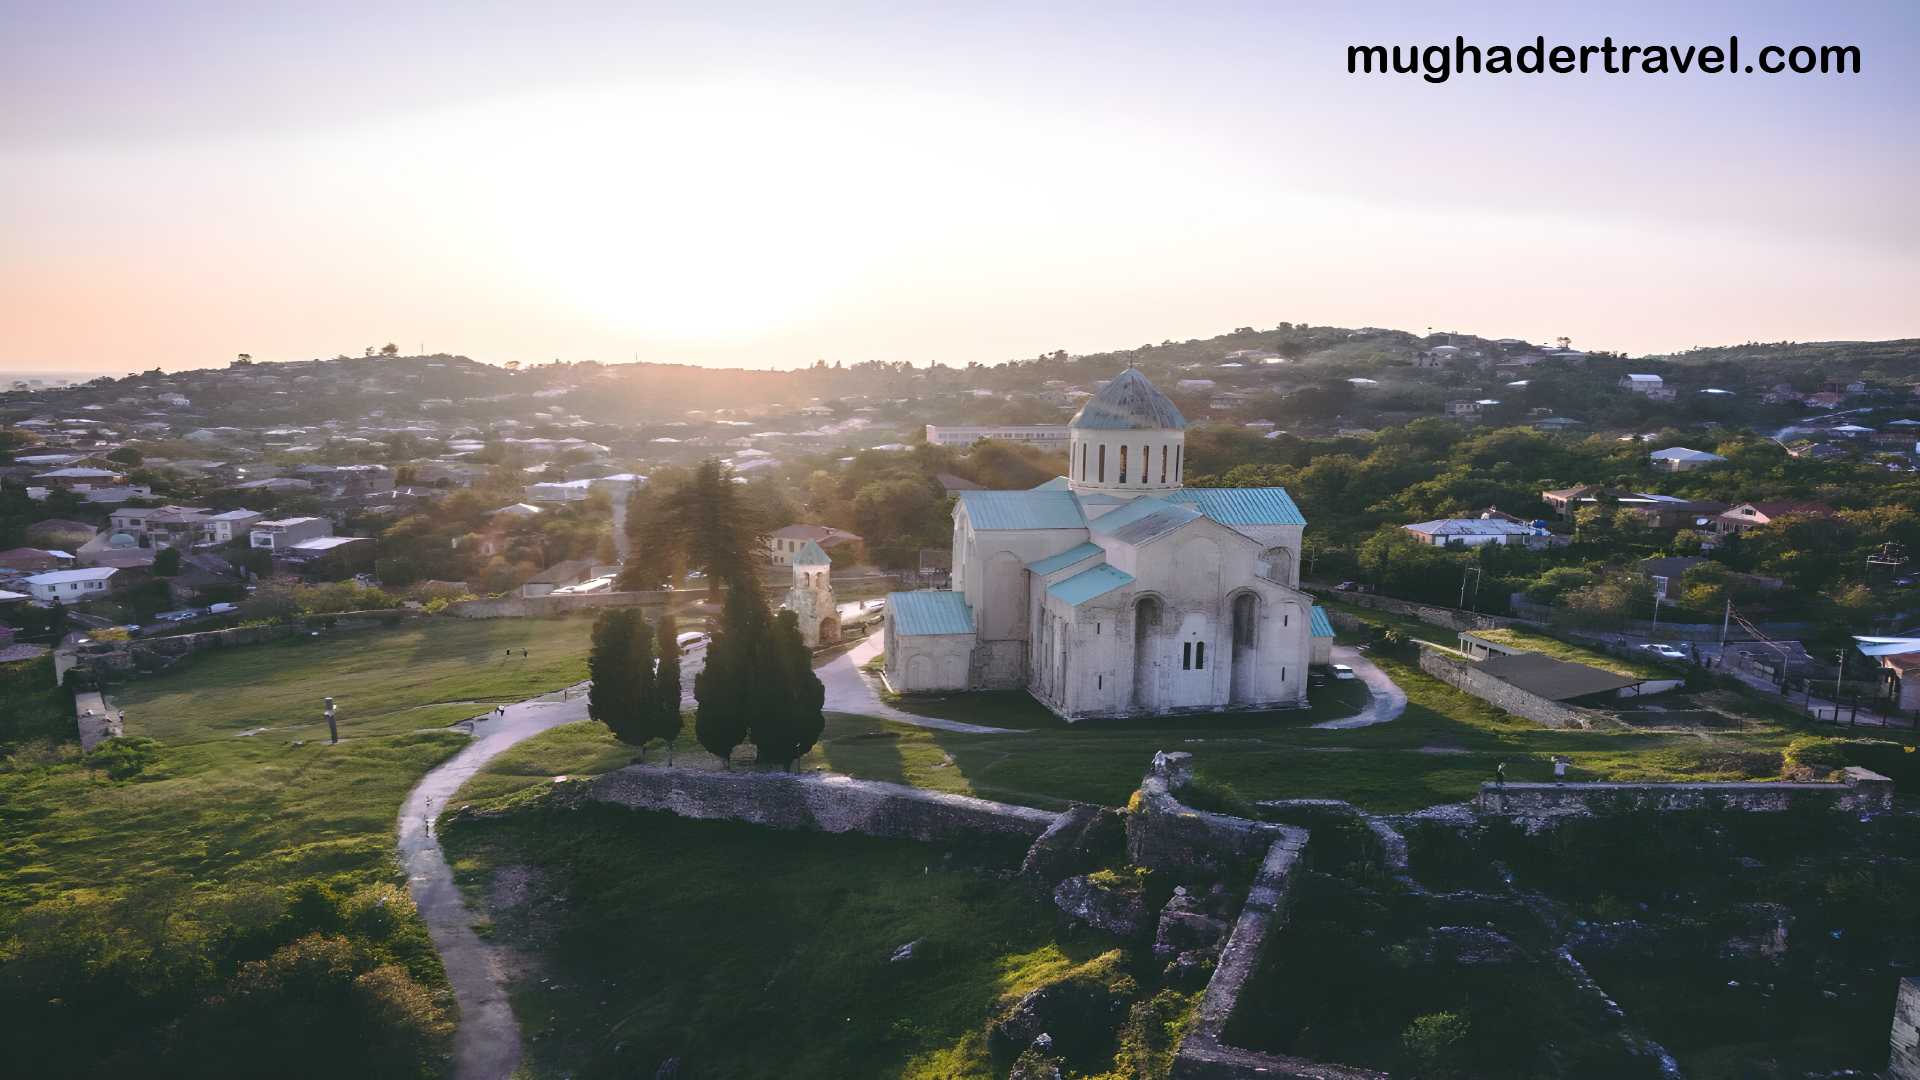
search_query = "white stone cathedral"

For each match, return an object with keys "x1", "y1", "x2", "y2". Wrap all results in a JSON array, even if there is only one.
[{"x1": 884, "y1": 368, "x2": 1329, "y2": 721}]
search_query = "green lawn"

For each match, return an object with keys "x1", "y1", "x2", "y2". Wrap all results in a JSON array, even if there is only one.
[
  {"x1": 0, "y1": 616, "x2": 598, "y2": 918},
  {"x1": 440, "y1": 801, "x2": 1120, "y2": 1079},
  {"x1": 115, "y1": 616, "x2": 597, "y2": 744}
]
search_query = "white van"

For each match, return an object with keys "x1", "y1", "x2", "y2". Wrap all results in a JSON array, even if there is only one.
[{"x1": 676, "y1": 631, "x2": 710, "y2": 656}]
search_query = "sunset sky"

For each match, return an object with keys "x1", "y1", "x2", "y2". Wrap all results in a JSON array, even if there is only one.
[{"x1": 3, "y1": 1, "x2": 1916, "y2": 374}]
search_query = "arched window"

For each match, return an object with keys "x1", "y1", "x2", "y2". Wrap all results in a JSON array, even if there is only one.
[
  {"x1": 1098, "y1": 444, "x2": 1106, "y2": 483},
  {"x1": 1140, "y1": 445, "x2": 1148, "y2": 483},
  {"x1": 1258, "y1": 547, "x2": 1294, "y2": 584},
  {"x1": 1174, "y1": 445, "x2": 1182, "y2": 481},
  {"x1": 1160, "y1": 445, "x2": 1167, "y2": 484},
  {"x1": 1118, "y1": 445, "x2": 1128, "y2": 484},
  {"x1": 1080, "y1": 443, "x2": 1087, "y2": 480}
]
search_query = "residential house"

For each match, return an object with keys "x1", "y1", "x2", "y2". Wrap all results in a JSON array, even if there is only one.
[
  {"x1": 1648, "y1": 446, "x2": 1727, "y2": 472},
  {"x1": 525, "y1": 478, "x2": 594, "y2": 502},
  {"x1": 200, "y1": 509, "x2": 264, "y2": 544},
  {"x1": 109, "y1": 505, "x2": 214, "y2": 548},
  {"x1": 1619, "y1": 374, "x2": 1676, "y2": 401},
  {"x1": 521, "y1": 558, "x2": 597, "y2": 598},
  {"x1": 23, "y1": 566, "x2": 117, "y2": 603},
  {"x1": 767, "y1": 524, "x2": 862, "y2": 566},
  {"x1": 922, "y1": 425, "x2": 1071, "y2": 450},
  {"x1": 1402, "y1": 518, "x2": 1555, "y2": 549},
  {"x1": 250, "y1": 517, "x2": 334, "y2": 550},
  {"x1": 1714, "y1": 501, "x2": 1836, "y2": 536}
]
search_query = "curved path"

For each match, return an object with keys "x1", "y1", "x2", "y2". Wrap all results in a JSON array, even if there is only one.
[
  {"x1": 817, "y1": 635, "x2": 1015, "y2": 733},
  {"x1": 398, "y1": 684, "x2": 590, "y2": 1080},
  {"x1": 1311, "y1": 644, "x2": 1408, "y2": 730}
]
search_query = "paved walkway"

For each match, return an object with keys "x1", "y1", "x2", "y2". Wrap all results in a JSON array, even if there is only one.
[
  {"x1": 817, "y1": 636, "x2": 1015, "y2": 733},
  {"x1": 397, "y1": 684, "x2": 590, "y2": 1080},
  {"x1": 74, "y1": 689, "x2": 122, "y2": 750},
  {"x1": 1311, "y1": 645, "x2": 1408, "y2": 730}
]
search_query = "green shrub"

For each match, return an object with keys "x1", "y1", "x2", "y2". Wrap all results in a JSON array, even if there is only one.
[
  {"x1": 1400, "y1": 1010, "x2": 1471, "y2": 1078},
  {"x1": 83, "y1": 735, "x2": 161, "y2": 780}
]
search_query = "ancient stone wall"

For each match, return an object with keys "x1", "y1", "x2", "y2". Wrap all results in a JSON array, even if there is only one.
[
  {"x1": 1419, "y1": 644, "x2": 1591, "y2": 729},
  {"x1": 72, "y1": 610, "x2": 418, "y2": 681},
  {"x1": 1125, "y1": 752, "x2": 1295, "y2": 876},
  {"x1": 1891, "y1": 977, "x2": 1920, "y2": 1080},
  {"x1": 1477, "y1": 767, "x2": 1895, "y2": 823},
  {"x1": 576, "y1": 763, "x2": 1061, "y2": 845},
  {"x1": 445, "y1": 590, "x2": 672, "y2": 619}
]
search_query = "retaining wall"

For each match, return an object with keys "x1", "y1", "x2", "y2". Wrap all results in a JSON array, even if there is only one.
[
  {"x1": 71, "y1": 610, "x2": 419, "y2": 681},
  {"x1": 1419, "y1": 644, "x2": 1591, "y2": 729},
  {"x1": 1476, "y1": 767, "x2": 1895, "y2": 822},
  {"x1": 575, "y1": 763, "x2": 1061, "y2": 845},
  {"x1": 445, "y1": 590, "x2": 673, "y2": 619},
  {"x1": 1308, "y1": 589, "x2": 1515, "y2": 633},
  {"x1": 1892, "y1": 977, "x2": 1920, "y2": 1080}
]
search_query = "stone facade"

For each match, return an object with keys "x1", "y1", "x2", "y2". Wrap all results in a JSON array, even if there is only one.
[
  {"x1": 1419, "y1": 644, "x2": 1591, "y2": 728},
  {"x1": 577, "y1": 763, "x2": 1061, "y2": 845},
  {"x1": 1476, "y1": 767, "x2": 1895, "y2": 823}
]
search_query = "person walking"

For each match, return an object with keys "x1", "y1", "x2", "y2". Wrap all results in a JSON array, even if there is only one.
[{"x1": 1552, "y1": 755, "x2": 1568, "y2": 783}]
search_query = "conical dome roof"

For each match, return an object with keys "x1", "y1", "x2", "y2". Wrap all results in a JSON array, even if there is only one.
[{"x1": 1068, "y1": 369, "x2": 1187, "y2": 431}]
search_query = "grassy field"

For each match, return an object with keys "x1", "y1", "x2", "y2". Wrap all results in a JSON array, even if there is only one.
[
  {"x1": 115, "y1": 616, "x2": 597, "y2": 744},
  {"x1": 0, "y1": 616, "x2": 598, "y2": 917},
  {"x1": 441, "y1": 802, "x2": 1107, "y2": 1079}
]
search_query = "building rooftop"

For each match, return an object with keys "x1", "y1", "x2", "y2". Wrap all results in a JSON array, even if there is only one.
[
  {"x1": 1068, "y1": 368, "x2": 1188, "y2": 431},
  {"x1": 887, "y1": 590, "x2": 976, "y2": 636},
  {"x1": 1047, "y1": 563, "x2": 1135, "y2": 606}
]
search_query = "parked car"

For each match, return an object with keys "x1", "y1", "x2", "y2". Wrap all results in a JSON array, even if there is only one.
[
  {"x1": 155, "y1": 608, "x2": 207, "y2": 623},
  {"x1": 1333, "y1": 581, "x2": 1369, "y2": 593},
  {"x1": 208, "y1": 602, "x2": 238, "y2": 615},
  {"x1": 1331, "y1": 663, "x2": 1358, "y2": 680},
  {"x1": 1640, "y1": 643, "x2": 1688, "y2": 661},
  {"x1": 676, "y1": 631, "x2": 710, "y2": 655}
]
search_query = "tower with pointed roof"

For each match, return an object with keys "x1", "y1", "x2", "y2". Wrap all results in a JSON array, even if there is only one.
[
  {"x1": 1067, "y1": 368, "x2": 1187, "y2": 497},
  {"x1": 787, "y1": 539, "x2": 839, "y2": 648}
]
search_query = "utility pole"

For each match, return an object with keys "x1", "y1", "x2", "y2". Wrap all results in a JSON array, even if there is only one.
[
  {"x1": 1458, "y1": 566, "x2": 1481, "y2": 612},
  {"x1": 324, "y1": 696, "x2": 338, "y2": 744},
  {"x1": 1834, "y1": 651, "x2": 1847, "y2": 723},
  {"x1": 1719, "y1": 598, "x2": 1731, "y2": 648},
  {"x1": 1651, "y1": 593, "x2": 1663, "y2": 636}
]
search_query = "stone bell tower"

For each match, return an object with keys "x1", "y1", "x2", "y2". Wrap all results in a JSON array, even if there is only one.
[{"x1": 788, "y1": 539, "x2": 839, "y2": 648}]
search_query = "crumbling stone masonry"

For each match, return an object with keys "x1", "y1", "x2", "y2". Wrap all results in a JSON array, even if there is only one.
[{"x1": 1476, "y1": 767, "x2": 1895, "y2": 826}]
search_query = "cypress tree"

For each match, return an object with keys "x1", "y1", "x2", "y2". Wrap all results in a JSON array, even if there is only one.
[
  {"x1": 587, "y1": 609, "x2": 658, "y2": 759},
  {"x1": 652, "y1": 612, "x2": 684, "y2": 759},
  {"x1": 694, "y1": 588, "x2": 762, "y2": 767},
  {"x1": 749, "y1": 609, "x2": 826, "y2": 770}
]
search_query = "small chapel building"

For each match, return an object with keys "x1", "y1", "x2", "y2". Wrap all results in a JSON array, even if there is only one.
[{"x1": 884, "y1": 368, "x2": 1328, "y2": 721}]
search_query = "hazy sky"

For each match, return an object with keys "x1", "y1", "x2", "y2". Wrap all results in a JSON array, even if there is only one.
[{"x1": 3, "y1": 1, "x2": 1916, "y2": 374}]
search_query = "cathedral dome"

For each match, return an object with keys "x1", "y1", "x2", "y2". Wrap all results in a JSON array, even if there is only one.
[{"x1": 1068, "y1": 369, "x2": 1187, "y2": 432}]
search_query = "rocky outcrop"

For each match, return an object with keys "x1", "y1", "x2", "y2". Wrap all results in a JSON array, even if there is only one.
[
  {"x1": 1052, "y1": 873, "x2": 1151, "y2": 938},
  {"x1": 1021, "y1": 804, "x2": 1125, "y2": 884},
  {"x1": 987, "y1": 971, "x2": 1132, "y2": 1065}
]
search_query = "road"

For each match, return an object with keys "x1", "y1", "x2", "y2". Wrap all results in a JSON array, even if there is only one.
[
  {"x1": 1311, "y1": 644, "x2": 1408, "y2": 730},
  {"x1": 397, "y1": 686, "x2": 589, "y2": 1080}
]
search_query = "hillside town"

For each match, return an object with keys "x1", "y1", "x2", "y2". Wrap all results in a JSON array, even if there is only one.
[{"x1": 4, "y1": 333, "x2": 1920, "y2": 1080}]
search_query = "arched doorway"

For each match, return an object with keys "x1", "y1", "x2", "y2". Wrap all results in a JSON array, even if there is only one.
[
  {"x1": 1230, "y1": 592, "x2": 1259, "y2": 704},
  {"x1": 1132, "y1": 596, "x2": 1162, "y2": 712}
]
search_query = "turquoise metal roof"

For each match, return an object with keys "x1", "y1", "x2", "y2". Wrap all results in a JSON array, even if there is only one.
[
  {"x1": 1069, "y1": 369, "x2": 1188, "y2": 431},
  {"x1": 1167, "y1": 487, "x2": 1307, "y2": 527},
  {"x1": 1027, "y1": 542, "x2": 1102, "y2": 575},
  {"x1": 1310, "y1": 605, "x2": 1335, "y2": 639},
  {"x1": 957, "y1": 490, "x2": 1086, "y2": 531},
  {"x1": 1089, "y1": 497, "x2": 1203, "y2": 546},
  {"x1": 887, "y1": 591, "x2": 975, "y2": 636},
  {"x1": 792, "y1": 540, "x2": 830, "y2": 564},
  {"x1": 1047, "y1": 563, "x2": 1135, "y2": 606}
]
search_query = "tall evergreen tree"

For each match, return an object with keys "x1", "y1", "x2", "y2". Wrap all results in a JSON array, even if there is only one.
[
  {"x1": 655, "y1": 459, "x2": 768, "y2": 596},
  {"x1": 651, "y1": 612, "x2": 684, "y2": 759},
  {"x1": 587, "y1": 609, "x2": 658, "y2": 758},
  {"x1": 748, "y1": 609, "x2": 826, "y2": 770},
  {"x1": 693, "y1": 587, "x2": 764, "y2": 767}
]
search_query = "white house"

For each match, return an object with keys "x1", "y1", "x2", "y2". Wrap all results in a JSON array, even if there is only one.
[
  {"x1": 25, "y1": 566, "x2": 117, "y2": 602},
  {"x1": 1620, "y1": 374, "x2": 1676, "y2": 401},
  {"x1": 1649, "y1": 446, "x2": 1727, "y2": 472},
  {"x1": 923, "y1": 425, "x2": 1071, "y2": 451},
  {"x1": 250, "y1": 517, "x2": 333, "y2": 550},
  {"x1": 883, "y1": 369, "x2": 1316, "y2": 721},
  {"x1": 1402, "y1": 518, "x2": 1553, "y2": 548}
]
